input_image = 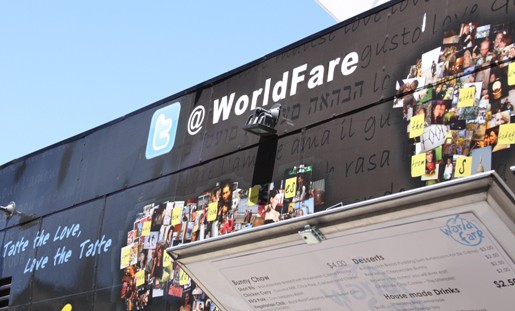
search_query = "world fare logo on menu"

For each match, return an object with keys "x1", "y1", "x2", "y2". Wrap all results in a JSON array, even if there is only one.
[
  {"x1": 145, "y1": 50, "x2": 361, "y2": 159},
  {"x1": 440, "y1": 214, "x2": 484, "y2": 246}
]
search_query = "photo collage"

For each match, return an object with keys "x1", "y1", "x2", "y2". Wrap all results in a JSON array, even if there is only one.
[
  {"x1": 120, "y1": 165, "x2": 325, "y2": 310},
  {"x1": 394, "y1": 19, "x2": 515, "y2": 183}
]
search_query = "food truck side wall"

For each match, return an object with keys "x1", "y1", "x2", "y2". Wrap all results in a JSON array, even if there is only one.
[{"x1": 0, "y1": 0, "x2": 514, "y2": 310}]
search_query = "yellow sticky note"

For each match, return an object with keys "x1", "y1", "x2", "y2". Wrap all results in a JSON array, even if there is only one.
[
  {"x1": 141, "y1": 220, "x2": 151, "y2": 237},
  {"x1": 207, "y1": 201, "x2": 218, "y2": 222},
  {"x1": 454, "y1": 156, "x2": 472, "y2": 178},
  {"x1": 171, "y1": 207, "x2": 182, "y2": 226},
  {"x1": 135, "y1": 270, "x2": 145, "y2": 287},
  {"x1": 120, "y1": 245, "x2": 131, "y2": 269},
  {"x1": 248, "y1": 185, "x2": 260, "y2": 206},
  {"x1": 163, "y1": 250, "x2": 173, "y2": 267},
  {"x1": 284, "y1": 177, "x2": 297, "y2": 199},
  {"x1": 409, "y1": 114, "x2": 425, "y2": 138},
  {"x1": 458, "y1": 87, "x2": 475, "y2": 107},
  {"x1": 411, "y1": 153, "x2": 426, "y2": 177},
  {"x1": 498, "y1": 124, "x2": 515, "y2": 145},
  {"x1": 508, "y1": 62, "x2": 515, "y2": 86},
  {"x1": 179, "y1": 268, "x2": 189, "y2": 286}
]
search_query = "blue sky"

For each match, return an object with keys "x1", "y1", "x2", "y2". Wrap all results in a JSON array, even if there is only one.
[{"x1": 0, "y1": 1, "x2": 335, "y2": 166}]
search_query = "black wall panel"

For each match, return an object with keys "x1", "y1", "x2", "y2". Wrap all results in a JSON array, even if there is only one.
[{"x1": 0, "y1": 0, "x2": 513, "y2": 310}]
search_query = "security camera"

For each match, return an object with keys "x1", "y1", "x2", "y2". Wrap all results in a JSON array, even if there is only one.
[{"x1": 0, "y1": 201, "x2": 16, "y2": 218}]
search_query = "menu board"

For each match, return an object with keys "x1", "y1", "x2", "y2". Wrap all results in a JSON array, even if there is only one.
[{"x1": 203, "y1": 212, "x2": 515, "y2": 310}]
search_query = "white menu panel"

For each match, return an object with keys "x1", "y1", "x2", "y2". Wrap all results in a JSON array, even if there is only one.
[{"x1": 201, "y1": 212, "x2": 514, "y2": 310}]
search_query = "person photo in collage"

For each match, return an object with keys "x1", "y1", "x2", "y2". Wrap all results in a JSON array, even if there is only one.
[
  {"x1": 218, "y1": 181, "x2": 236, "y2": 235},
  {"x1": 395, "y1": 19, "x2": 514, "y2": 184},
  {"x1": 264, "y1": 182, "x2": 284, "y2": 224},
  {"x1": 196, "y1": 192, "x2": 209, "y2": 241}
]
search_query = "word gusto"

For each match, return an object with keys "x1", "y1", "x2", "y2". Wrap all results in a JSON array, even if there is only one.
[{"x1": 2, "y1": 223, "x2": 112, "y2": 274}]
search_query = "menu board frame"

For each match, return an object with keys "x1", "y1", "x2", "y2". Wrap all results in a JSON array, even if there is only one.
[{"x1": 168, "y1": 172, "x2": 515, "y2": 310}]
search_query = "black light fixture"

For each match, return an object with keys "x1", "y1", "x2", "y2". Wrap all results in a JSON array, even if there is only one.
[
  {"x1": 0, "y1": 202, "x2": 16, "y2": 219},
  {"x1": 242, "y1": 103, "x2": 281, "y2": 136}
]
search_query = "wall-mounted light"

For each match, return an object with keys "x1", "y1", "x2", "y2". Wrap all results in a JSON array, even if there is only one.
[
  {"x1": 0, "y1": 202, "x2": 16, "y2": 219},
  {"x1": 242, "y1": 103, "x2": 282, "y2": 136}
]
